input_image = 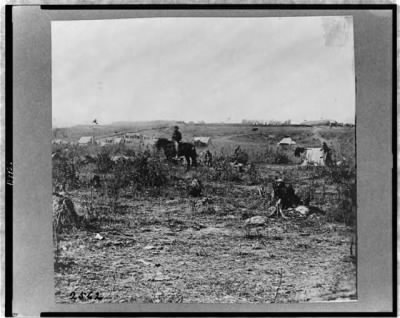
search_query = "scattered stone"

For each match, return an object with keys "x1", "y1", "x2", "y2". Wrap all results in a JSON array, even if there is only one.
[
  {"x1": 199, "y1": 227, "x2": 231, "y2": 235},
  {"x1": 144, "y1": 272, "x2": 171, "y2": 281},
  {"x1": 95, "y1": 233, "x2": 104, "y2": 240},
  {"x1": 295, "y1": 205, "x2": 310, "y2": 215},
  {"x1": 225, "y1": 204, "x2": 236, "y2": 211},
  {"x1": 308, "y1": 214, "x2": 321, "y2": 221},
  {"x1": 192, "y1": 222, "x2": 207, "y2": 230},
  {"x1": 197, "y1": 206, "x2": 215, "y2": 214},
  {"x1": 164, "y1": 231, "x2": 176, "y2": 236},
  {"x1": 195, "y1": 197, "x2": 212, "y2": 207},
  {"x1": 154, "y1": 274, "x2": 170, "y2": 281},
  {"x1": 138, "y1": 259, "x2": 152, "y2": 266},
  {"x1": 297, "y1": 243, "x2": 310, "y2": 249},
  {"x1": 244, "y1": 216, "x2": 268, "y2": 227},
  {"x1": 267, "y1": 206, "x2": 277, "y2": 214}
]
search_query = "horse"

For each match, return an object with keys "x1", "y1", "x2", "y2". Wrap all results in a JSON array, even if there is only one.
[{"x1": 155, "y1": 138, "x2": 197, "y2": 169}]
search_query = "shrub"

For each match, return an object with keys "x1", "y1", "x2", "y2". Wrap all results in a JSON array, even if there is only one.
[
  {"x1": 274, "y1": 152, "x2": 289, "y2": 164},
  {"x1": 207, "y1": 157, "x2": 241, "y2": 182},
  {"x1": 131, "y1": 154, "x2": 168, "y2": 188},
  {"x1": 53, "y1": 155, "x2": 80, "y2": 191},
  {"x1": 96, "y1": 151, "x2": 114, "y2": 173},
  {"x1": 246, "y1": 163, "x2": 261, "y2": 185}
]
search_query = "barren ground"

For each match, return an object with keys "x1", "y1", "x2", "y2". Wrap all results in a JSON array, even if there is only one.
[{"x1": 54, "y1": 165, "x2": 356, "y2": 304}]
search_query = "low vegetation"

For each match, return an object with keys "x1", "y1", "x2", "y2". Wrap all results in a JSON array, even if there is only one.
[{"x1": 53, "y1": 124, "x2": 356, "y2": 303}]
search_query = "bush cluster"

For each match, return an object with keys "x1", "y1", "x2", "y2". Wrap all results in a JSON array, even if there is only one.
[{"x1": 53, "y1": 140, "x2": 356, "y2": 226}]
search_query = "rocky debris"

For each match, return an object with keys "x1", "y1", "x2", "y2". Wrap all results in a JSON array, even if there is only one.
[
  {"x1": 54, "y1": 160, "x2": 356, "y2": 304},
  {"x1": 197, "y1": 205, "x2": 216, "y2": 214},
  {"x1": 267, "y1": 206, "x2": 277, "y2": 215},
  {"x1": 295, "y1": 206, "x2": 309, "y2": 215},
  {"x1": 191, "y1": 222, "x2": 207, "y2": 231},
  {"x1": 193, "y1": 197, "x2": 215, "y2": 214},
  {"x1": 95, "y1": 233, "x2": 104, "y2": 240},
  {"x1": 143, "y1": 272, "x2": 171, "y2": 281},
  {"x1": 198, "y1": 227, "x2": 231, "y2": 235},
  {"x1": 165, "y1": 199, "x2": 179, "y2": 205},
  {"x1": 195, "y1": 197, "x2": 212, "y2": 207},
  {"x1": 137, "y1": 259, "x2": 153, "y2": 266},
  {"x1": 224, "y1": 203, "x2": 236, "y2": 211},
  {"x1": 244, "y1": 216, "x2": 268, "y2": 227}
]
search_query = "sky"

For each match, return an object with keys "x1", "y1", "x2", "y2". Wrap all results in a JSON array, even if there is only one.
[{"x1": 52, "y1": 16, "x2": 355, "y2": 127}]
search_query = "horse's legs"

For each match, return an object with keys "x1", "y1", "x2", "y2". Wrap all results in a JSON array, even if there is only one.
[
  {"x1": 192, "y1": 155, "x2": 197, "y2": 167},
  {"x1": 185, "y1": 155, "x2": 191, "y2": 170}
]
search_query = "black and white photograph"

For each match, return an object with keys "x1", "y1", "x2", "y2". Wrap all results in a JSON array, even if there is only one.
[{"x1": 50, "y1": 15, "x2": 358, "y2": 304}]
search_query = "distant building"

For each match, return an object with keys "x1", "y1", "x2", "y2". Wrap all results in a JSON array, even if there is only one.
[
  {"x1": 97, "y1": 137, "x2": 114, "y2": 146},
  {"x1": 268, "y1": 120, "x2": 282, "y2": 126},
  {"x1": 124, "y1": 132, "x2": 143, "y2": 143},
  {"x1": 78, "y1": 136, "x2": 95, "y2": 145},
  {"x1": 301, "y1": 120, "x2": 331, "y2": 126},
  {"x1": 52, "y1": 139, "x2": 68, "y2": 145}
]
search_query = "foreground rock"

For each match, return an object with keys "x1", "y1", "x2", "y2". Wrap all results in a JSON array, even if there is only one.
[{"x1": 244, "y1": 216, "x2": 268, "y2": 227}]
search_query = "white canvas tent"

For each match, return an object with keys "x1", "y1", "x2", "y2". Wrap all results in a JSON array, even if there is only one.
[
  {"x1": 193, "y1": 137, "x2": 211, "y2": 147},
  {"x1": 278, "y1": 137, "x2": 296, "y2": 146}
]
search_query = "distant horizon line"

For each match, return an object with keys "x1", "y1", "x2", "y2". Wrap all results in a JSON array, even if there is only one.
[{"x1": 53, "y1": 117, "x2": 356, "y2": 128}]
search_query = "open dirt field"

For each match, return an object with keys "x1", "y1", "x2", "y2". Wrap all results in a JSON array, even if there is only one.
[{"x1": 53, "y1": 124, "x2": 356, "y2": 304}]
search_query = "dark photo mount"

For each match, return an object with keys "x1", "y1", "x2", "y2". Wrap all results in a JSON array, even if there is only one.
[{"x1": 4, "y1": 3, "x2": 396, "y2": 317}]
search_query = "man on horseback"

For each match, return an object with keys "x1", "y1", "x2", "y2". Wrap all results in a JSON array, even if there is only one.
[{"x1": 172, "y1": 126, "x2": 182, "y2": 159}]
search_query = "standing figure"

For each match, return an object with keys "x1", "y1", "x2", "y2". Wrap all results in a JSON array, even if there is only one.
[
  {"x1": 204, "y1": 150, "x2": 213, "y2": 167},
  {"x1": 321, "y1": 142, "x2": 332, "y2": 167},
  {"x1": 270, "y1": 178, "x2": 290, "y2": 219},
  {"x1": 172, "y1": 126, "x2": 182, "y2": 159}
]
